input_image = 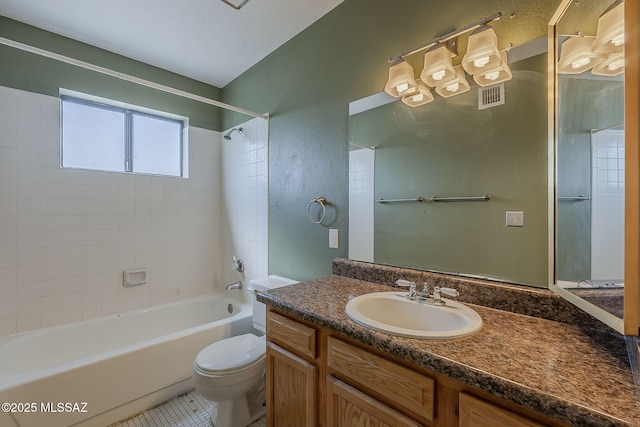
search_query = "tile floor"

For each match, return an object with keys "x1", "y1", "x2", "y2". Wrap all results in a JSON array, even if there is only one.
[{"x1": 109, "y1": 390, "x2": 266, "y2": 427}]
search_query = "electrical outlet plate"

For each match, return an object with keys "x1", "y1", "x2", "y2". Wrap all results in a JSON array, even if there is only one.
[
  {"x1": 506, "y1": 211, "x2": 524, "y2": 227},
  {"x1": 329, "y1": 229, "x2": 339, "y2": 248}
]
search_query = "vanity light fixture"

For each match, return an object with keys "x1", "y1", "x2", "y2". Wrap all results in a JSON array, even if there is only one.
[
  {"x1": 591, "y1": 50, "x2": 625, "y2": 76},
  {"x1": 461, "y1": 26, "x2": 504, "y2": 75},
  {"x1": 384, "y1": 12, "x2": 511, "y2": 107},
  {"x1": 435, "y1": 65, "x2": 470, "y2": 98},
  {"x1": 384, "y1": 58, "x2": 418, "y2": 98},
  {"x1": 402, "y1": 80, "x2": 434, "y2": 107},
  {"x1": 473, "y1": 51, "x2": 513, "y2": 86},
  {"x1": 592, "y1": 1, "x2": 625, "y2": 54},
  {"x1": 420, "y1": 43, "x2": 457, "y2": 87},
  {"x1": 558, "y1": 35, "x2": 605, "y2": 74}
]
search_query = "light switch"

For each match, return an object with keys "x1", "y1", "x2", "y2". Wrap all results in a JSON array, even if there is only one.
[
  {"x1": 506, "y1": 211, "x2": 524, "y2": 227},
  {"x1": 329, "y1": 229, "x2": 339, "y2": 248}
]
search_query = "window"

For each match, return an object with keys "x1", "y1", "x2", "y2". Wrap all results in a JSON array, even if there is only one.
[{"x1": 61, "y1": 94, "x2": 187, "y2": 177}]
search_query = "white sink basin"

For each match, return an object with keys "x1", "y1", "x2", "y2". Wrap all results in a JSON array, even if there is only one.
[{"x1": 345, "y1": 292, "x2": 482, "y2": 339}]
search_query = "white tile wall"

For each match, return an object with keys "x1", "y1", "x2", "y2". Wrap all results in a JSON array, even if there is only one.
[
  {"x1": 220, "y1": 118, "x2": 269, "y2": 290},
  {"x1": 0, "y1": 86, "x2": 268, "y2": 337},
  {"x1": 591, "y1": 129, "x2": 625, "y2": 281},
  {"x1": 348, "y1": 148, "x2": 374, "y2": 262}
]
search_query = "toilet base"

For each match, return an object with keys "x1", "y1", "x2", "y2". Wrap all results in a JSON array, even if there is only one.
[{"x1": 208, "y1": 377, "x2": 266, "y2": 427}]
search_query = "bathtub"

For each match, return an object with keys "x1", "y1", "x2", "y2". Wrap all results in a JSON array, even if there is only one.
[{"x1": 0, "y1": 294, "x2": 253, "y2": 427}]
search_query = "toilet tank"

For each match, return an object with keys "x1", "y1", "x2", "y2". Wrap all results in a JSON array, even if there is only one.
[{"x1": 248, "y1": 275, "x2": 299, "y2": 332}]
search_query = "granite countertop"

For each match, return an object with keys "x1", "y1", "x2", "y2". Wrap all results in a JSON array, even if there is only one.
[{"x1": 258, "y1": 275, "x2": 640, "y2": 427}]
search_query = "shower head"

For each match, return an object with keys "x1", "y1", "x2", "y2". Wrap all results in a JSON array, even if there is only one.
[{"x1": 223, "y1": 127, "x2": 243, "y2": 140}]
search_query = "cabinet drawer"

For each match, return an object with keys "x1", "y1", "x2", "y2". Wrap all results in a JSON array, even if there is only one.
[
  {"x1": 459, "y1": 393, "x2": 546, "y2": 427},
  {"x1": 327, "y1": 336, "x2": 434, "y2": 423},
  {"x1": 266, "y1": 311, "x2": 316, "y2": 359},
  {"x1": 327, "y1": 376, "x2": 421, "y2": 427}
]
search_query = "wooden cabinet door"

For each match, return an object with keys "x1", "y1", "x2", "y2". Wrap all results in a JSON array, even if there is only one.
[
  {"x1": 327, "y1": 376, "x2": 422, "y2": 427},
  {"x1": 459, "y1": 393, "x2": 546, "y2": 427},
  {"x1": 266, "y1": 342, "x2": 317, "y2": 427}
]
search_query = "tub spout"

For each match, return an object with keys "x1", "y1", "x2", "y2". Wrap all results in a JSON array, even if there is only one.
[{"x1": 225, "y1": 281, "x2": 243, "y2": 291}]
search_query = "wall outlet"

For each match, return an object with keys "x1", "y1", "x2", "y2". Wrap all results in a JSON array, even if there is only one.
[
  {"x1": 329, "y1": 229, "x2": 339, "y2": 248},
  {"x1": 506, "y1": 211, "x2": 524, "y2": 227}
]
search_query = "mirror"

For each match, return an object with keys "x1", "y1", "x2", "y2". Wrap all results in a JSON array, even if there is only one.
[
  {"x1": 348, "y1": 38, "x2": 551, "y2": 288},
  {"x1": 553, "y1": 0, "x2": 625, "y2": 324},
  {"x1": 549, "y1": 0, "x2": 640, "y2": 335}
]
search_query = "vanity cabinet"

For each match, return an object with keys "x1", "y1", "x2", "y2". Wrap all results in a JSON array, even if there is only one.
[{"x1": 266, "y1": 309, "x2": 559, "y2": 427}]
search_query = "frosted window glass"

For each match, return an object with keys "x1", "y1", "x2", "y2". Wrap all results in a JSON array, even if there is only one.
[
  {"x1": 62, "y1": 100, "x2": 125, "y2": 172},
  {"x1": 132, "y1": 114, "x2": 182, "y2": 176}
]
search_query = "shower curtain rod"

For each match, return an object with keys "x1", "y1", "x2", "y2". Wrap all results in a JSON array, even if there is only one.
[{"x1": 0, "y1": 36, "x2": 269, "y2": 120}]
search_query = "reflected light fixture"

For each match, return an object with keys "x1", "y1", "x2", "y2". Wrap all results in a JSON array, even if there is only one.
[
  {"x1": 592, "y1": 1, "x2": 625, "y2": 54},
  {"x1": 558, "y1": 35, "x2": 604, "y2": 74},
  {"x1": 435, "y1": 65, "x2": 470, "y2": 98},
  {"x1": 384, "y1": 12, "x2": 510, "y2": 107},
  {"x1": 473, "y1": 51, "x2": 512, "y2": 86},
  {"x1": 384, "y1": 59, "x2": 418, "y2": 98},
  {"x1": 461, "y1": 26, "x2": 503, "y2": 75},
  {"x1": 402, "y1": 81, "x2": 434, "y2": 107},
  {"x1": 420, "y1": 44, "x2": 457, "y2": 87},
  {"x1": 592, "y1": 50, "x2": 625, "y2": 76}
]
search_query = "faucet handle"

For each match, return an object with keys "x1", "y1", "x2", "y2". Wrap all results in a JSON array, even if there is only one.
[
  {"x1": 396, "y1": 280, "x2": 417, "y2": 299},
  {"x1": 439, "y1": 287, "x2": 460, "y2": 297}
]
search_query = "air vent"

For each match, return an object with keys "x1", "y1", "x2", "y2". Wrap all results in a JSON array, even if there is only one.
[{"x1": 478, "y1": 83, "x2": 505, "y2": 110}]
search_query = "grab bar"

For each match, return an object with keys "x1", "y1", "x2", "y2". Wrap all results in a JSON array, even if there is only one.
[
  {"x1": 377, "y1": 197, "x2": 425, "y2": 204},
  {"x1": 558, "y1": 195, "x2": 591, "y2": 201},
  {"x1": 376, "y1": 195, "x2": 491, "y2": 203},
  {"x1": 430, "y1": 195, "x2": 491, "y2": 202}
]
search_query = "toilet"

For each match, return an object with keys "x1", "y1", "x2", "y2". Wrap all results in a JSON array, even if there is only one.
[{"x1": 192, "y1": 275, "x2": 298, "y2": 427}]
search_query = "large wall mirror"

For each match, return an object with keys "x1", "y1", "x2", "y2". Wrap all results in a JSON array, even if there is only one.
[
  {"x1": 550, "y1": 0, "x2": 639, "y2": 335},
  {"x1": 348, "y1": 1, "x2": 639, "y2": 334}
]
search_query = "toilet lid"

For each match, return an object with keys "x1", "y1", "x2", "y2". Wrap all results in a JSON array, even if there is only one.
[{"x1": 195, "y1": 334, "x2": 265, "y2": 372}]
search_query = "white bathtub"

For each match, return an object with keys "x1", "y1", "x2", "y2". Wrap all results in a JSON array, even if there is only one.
[{"x1": 0, "y1": 294, "x2": 253, "y2": 427}]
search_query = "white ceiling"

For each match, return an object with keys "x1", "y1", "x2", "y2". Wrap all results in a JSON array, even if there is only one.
[{"x1": 0, "y1": 0, "x2": 344, "y2": 88}]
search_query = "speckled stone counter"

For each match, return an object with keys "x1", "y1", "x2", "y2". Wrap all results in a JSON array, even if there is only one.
[{"x1": 258, "y1": 275, "x2": 640, "y2": 426}]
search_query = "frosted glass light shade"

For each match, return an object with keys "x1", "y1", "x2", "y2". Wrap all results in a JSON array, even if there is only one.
[
  {"x1": 592, "y1": 50, "x2": 625, "y2": 76},
  {"x1": 420, "y1": 44, "x2": 456, "y2": 87},
  {"x1": 592, "y1": 2, "x2": 625, "y2": 54},
  {"x1": 402, "y1": 81, "x2": 434, "y2": 107},
  {"x1": 462, "y1": 26, "x2": 502, "y2": 75},
  {"x1": 435, "y1": 65, "x2": 470, "y2": 98},
  {"x1": 473, "y1": 51, "x2": 512, "y2": 86},
  {"x1": 558, "y1": 36, "x2": 604, "y2": 74},
  {"x1": 384, "y1": 59, "x2": 417, "y2": 98}
]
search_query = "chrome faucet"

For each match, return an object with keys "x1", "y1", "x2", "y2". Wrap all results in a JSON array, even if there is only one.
[{"x1": 225, "y1": 281, "x2": 243, "y2": 290}]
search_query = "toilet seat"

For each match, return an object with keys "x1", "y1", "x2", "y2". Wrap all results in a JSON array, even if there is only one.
[{"x1": 195, "y1": 333, "x2": 265, "y2": 375}]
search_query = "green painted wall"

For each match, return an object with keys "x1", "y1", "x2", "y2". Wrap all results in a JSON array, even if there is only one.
[
  {"x1": 222, "y1": 0, "x2": 562, "y2": 283},
  {"x1": 0, "y1": 16, "x2": 223, "y2": 130},
  {"x1": 350, "y1": 54, "x2": 548, "y2": 286},
  {"x1": 556, "y1": 76, "x2": 624, "y2": 281}
]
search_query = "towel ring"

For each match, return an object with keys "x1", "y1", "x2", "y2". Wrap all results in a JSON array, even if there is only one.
[{"x1": 307, "y1": 197, "x2": 327, "y2": 224}]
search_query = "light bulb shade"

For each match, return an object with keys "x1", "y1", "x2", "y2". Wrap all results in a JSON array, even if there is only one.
[
  {"x1": 558, "y1": 36, "x2": 604, "y2": 74},
  {"x1": 462, "y1": 26, "x2": 502, "y2": 75},
  {"x1": 435, "y1": 65, "x2": 470, "y2": 98},
  {"x1": 473, "y1": 51, "x2": 512, "y2": 86},
  {"x1": 401, "y1": 81, "x2": 434, "y2": 107},
  {"x1": 384, "y1": 59, "x2": 418, "y2": 98},
  {"x1": 592, "y1": 2, "x2": 625, "y2": 54},
  {"x1": 420, "y1": 44, "x2": 456, "y2": 87},
  {"x1": 591, "y1": 50, "x2": 625, "y2": 76}
]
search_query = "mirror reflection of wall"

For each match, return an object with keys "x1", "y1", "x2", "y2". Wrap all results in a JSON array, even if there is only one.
[
  {"x1": 553, "y1": 0, "x2": 625, "y2": 322},
  {"x1": 348, "y1": 40, "x2": 550, "y2": 287}
]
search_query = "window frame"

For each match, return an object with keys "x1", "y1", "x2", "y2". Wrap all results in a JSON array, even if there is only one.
[{"x1": 60, "y1": 93, "x2": 187, "y2": 177}]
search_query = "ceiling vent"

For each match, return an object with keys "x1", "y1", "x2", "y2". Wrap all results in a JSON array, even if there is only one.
[{"x1": 478, "y1": 83, "x2": 505, "y2": 110}]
